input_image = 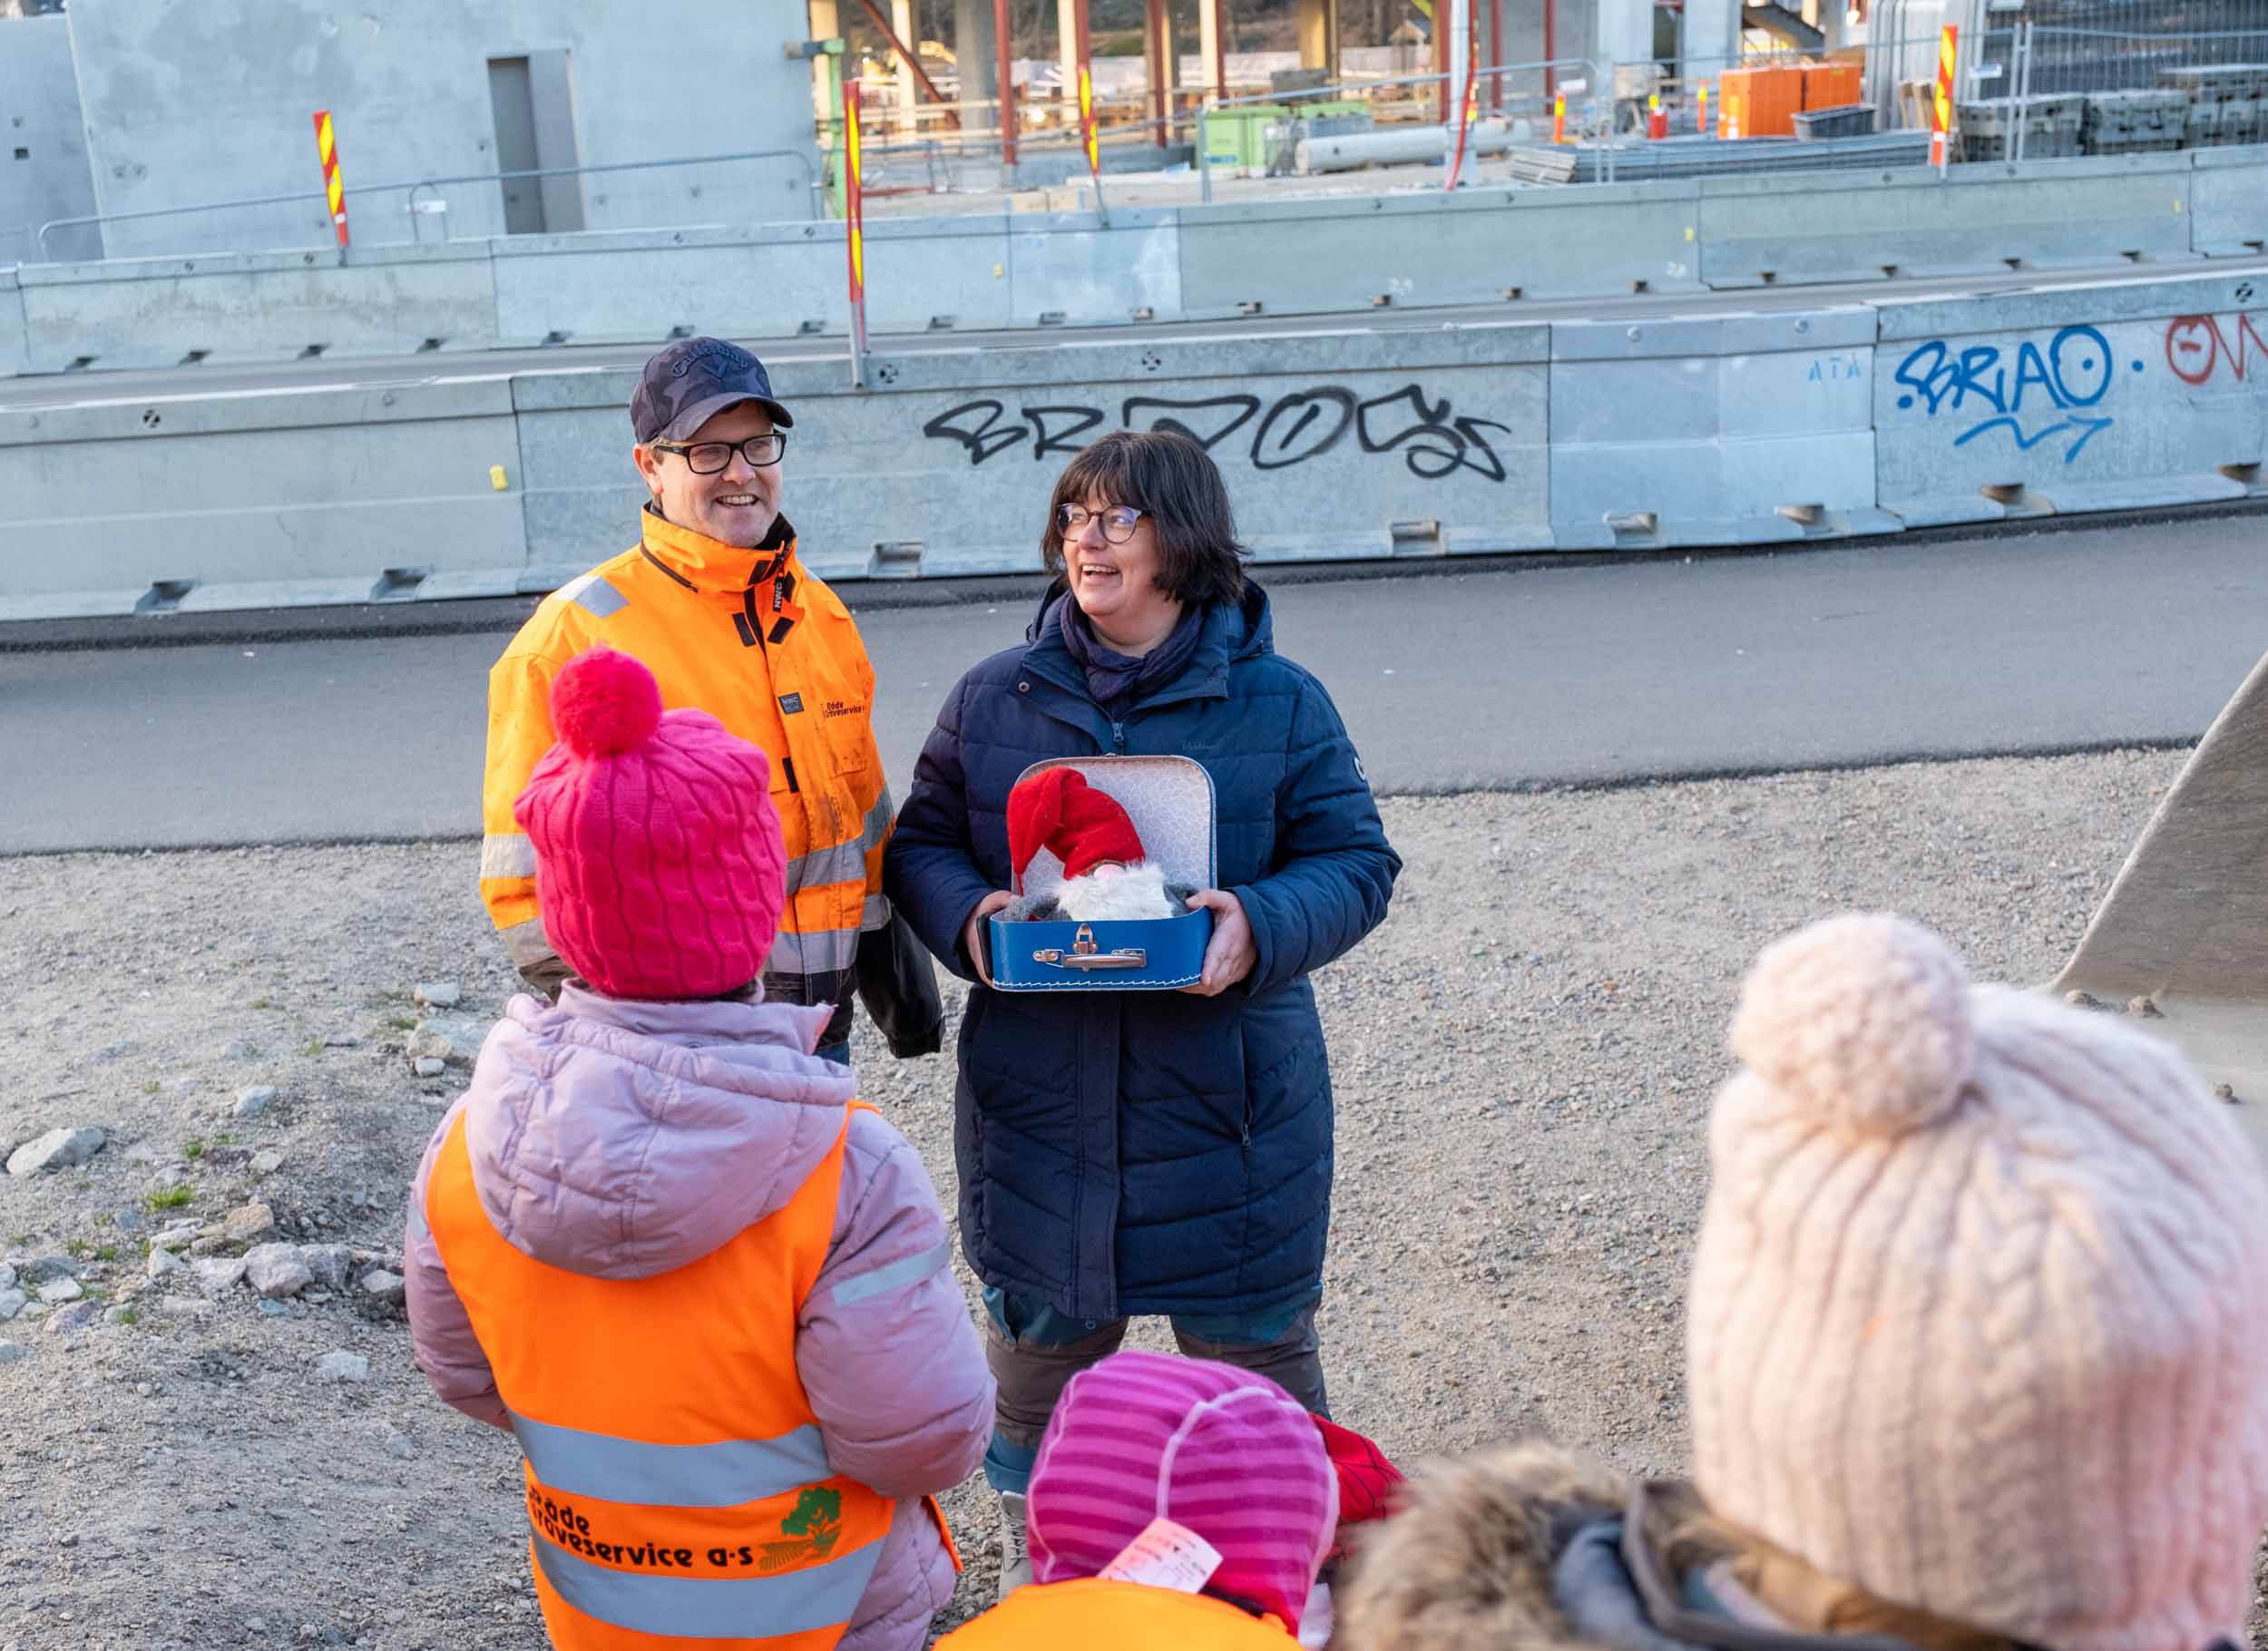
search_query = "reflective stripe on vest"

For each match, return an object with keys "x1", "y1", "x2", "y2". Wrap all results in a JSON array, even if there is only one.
[
  {"x1": 423, "y1": 1102, "x2": 894, "y2": 1650},
  {"x1": 782, "y1": 790, "x2": 892, "y2": 897}
]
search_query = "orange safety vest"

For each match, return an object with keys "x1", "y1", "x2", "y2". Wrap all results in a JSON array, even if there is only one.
[
  {"x1": 482, "y1": 510, "x2": 891, "y2": 994},
  {"x1": 423, "y1": 1099, "x2": 898, "y2": 1650},
  {"x1": 936, "y1": 1578, "x2": 1298, "y2": 1648}
]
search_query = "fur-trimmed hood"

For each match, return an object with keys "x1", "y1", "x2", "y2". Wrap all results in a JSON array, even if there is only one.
[
  {"x1": 1335, "y1": 1444, "x2": 2014, "y2": 1651},
  {"x1": 1336, "y1": 1442, "x2": 1633, "y2": 1651}
]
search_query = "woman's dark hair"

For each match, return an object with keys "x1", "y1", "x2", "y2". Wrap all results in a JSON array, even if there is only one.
[{"x1": 1041, "y1": 429, "x2": 1248, "y2": 609}]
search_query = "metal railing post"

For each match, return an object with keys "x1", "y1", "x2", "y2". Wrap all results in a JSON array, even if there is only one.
[{"x1": 1198, "y1": 104, "x2": 1212, "y2": 203}]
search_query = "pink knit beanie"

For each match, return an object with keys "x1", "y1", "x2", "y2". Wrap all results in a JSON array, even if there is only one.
[
  {"x1": 1027, "y1": 1351, "x2": 1336, "y2": 1634},
  {"x1": 1689, "y1": 913, "x2": 2268, "y2": 1651},
  {"x1": 513, "y1": 648, "x2": 787, "y2": 1001}
]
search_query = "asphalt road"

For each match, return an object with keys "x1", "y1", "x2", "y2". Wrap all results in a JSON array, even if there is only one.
[
  {"x1": 6, "y1": 255, "x2": 2262, "y2": 412},
  {"x1": 3, "y1": 514, "x2": 2260, "y2": 855}
]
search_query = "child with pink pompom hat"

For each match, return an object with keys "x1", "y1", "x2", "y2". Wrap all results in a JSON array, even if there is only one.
[{"x1": 404, "y1": 648, "x2": 993, "y2": 1651}]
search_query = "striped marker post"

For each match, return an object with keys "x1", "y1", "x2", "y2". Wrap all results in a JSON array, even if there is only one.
[
  {"x1": 845, "y1": 78, "x2": 869, "y2": 387},
  {"x1": 1077, "y1": 64, "x2": 1110, "y2": 225},
  {"x1": 312, "y1": 110, "x2": 347, "y2": 247},
  {"x1": 1931, "y1": 24, "x2": 1958, "y2": 173}
]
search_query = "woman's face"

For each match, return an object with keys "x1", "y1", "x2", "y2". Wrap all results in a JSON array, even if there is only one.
[{"x1": 1063, "y1": 493, "x2": 1179, "y2": 644}]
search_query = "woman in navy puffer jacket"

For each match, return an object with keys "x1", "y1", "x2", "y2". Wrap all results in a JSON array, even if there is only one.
[{"x1": 885, "y1": 429, "x2": 1400, "y2": 1595}]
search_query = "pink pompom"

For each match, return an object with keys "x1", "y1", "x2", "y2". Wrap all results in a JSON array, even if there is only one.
[{"x1": 550, "y1": 648, "x2": 663, "y2": 757}]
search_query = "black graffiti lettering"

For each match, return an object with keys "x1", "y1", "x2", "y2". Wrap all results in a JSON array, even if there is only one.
[
  {"x1": 917, "y1": 382, "x2": 1507, "y2": 483},
  {"x1": 1251, "y1": 389, "x2": 1355, "y2": 470},
  {"x1": 923, "y1": 400, "x2": 1029, "y2": 466},
  {"x1": 1025, "y1": 405, "x2": 1107, "y2": 459},
  {"x1": 1121, "y1": 394, "x2": 1263, "y2": 452}
]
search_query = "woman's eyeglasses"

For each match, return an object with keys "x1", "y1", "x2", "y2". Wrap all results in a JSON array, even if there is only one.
[{"x1": 1057, "y1": 503, "x2": 1146, "y2": 543}]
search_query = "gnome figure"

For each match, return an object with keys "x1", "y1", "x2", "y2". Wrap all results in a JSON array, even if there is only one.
[{"x1": 1003, "y1": 767, "x2": 1191, "y2": 923}]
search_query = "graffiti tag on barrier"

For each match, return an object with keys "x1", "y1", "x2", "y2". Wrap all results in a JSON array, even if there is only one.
[
  {"x1": 922, "y1": 383, "x2": 1513, "y2": 484},
  {"x1": 2164, "y1": 311, "x2": 2266, "y2": 386},
  {"x1": 1891, "y1": 324, "x2": 2144, "y2": 464}
]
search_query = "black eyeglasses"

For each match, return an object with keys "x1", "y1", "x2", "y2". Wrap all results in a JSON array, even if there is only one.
[
  {"x1": 1057, "y1": 503, "x2": 1146, "y2": 543},
  {"x1": 650, "y1": 433, "x2": 788, "y2": 473}
]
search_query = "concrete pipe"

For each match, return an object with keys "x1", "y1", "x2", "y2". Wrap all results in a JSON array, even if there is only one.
[{"x1": 1296, "y1": 117, "x2": 1528, "y2": 173}]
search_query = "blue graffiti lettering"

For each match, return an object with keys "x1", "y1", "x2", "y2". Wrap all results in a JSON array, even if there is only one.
[{"x1": 1893, "y1": 325, "x2": 2116, "y2": 463}]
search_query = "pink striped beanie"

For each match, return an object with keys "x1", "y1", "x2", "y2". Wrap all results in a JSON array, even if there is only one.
[{"x1": 1026, "y1": 1351, "x2": 1337, "y2": 1634}]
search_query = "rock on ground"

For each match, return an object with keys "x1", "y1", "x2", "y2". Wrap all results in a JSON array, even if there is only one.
[
  {"x1": 406, "y1": 1016, "x2": 484, "y2": 1067},
  {"x1": 414, "y1": 982, "x2": 464, "y2": 1009},
  {"x1": 7, "y1": 1125, "x2": 105, "y2": 1177},
  {"x1": 315, "y1": 1351, "x2": 370, "y2": 1383},
  {"x1": 245, "y1": 1244, "x2": 315, "y2": 1300},
  {"x1": 234, "y1": 1084, "x2": 279, "y2": 1119}
]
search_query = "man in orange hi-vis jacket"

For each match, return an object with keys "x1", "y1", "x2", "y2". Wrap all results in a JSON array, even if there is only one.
[{"x1": 480, "y1": 337, "x2": 939, "y2": 1065}]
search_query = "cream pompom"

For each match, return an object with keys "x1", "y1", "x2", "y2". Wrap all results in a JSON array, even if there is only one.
[{"x1": 1730, "y1": 913, "x2": 1974, "y2": 1136}]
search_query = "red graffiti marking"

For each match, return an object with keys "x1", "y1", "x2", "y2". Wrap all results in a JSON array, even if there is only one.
[{"x1": 2165, "y1": 313, "x2": 2268, "y2": 386}]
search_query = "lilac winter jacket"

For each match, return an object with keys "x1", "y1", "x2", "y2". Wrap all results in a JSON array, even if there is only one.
[{"x1": 405, "y1": 985, "x2": 993, "y2": 1651}]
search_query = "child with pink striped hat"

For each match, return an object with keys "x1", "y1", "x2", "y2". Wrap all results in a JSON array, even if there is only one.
[{"x1": 939, "y1": 1350, "x2": 1340, "y2": 1648}]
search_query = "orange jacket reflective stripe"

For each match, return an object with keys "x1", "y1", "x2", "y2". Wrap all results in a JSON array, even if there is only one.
[
  {"x1": 937, "y1": 1579, "x2": 1298, "y2": 1648},
  {"x1": 424, "y1": 1099, "x2": 895, "y2": 1649},
  {"x1": 482, "y1": 511, "x2": 891, "y2": 985}
]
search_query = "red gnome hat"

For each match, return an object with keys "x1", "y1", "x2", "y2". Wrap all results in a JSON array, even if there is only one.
[
  {"x1": 1006, "y1": 767, "x2": 1146, "y2": 886},
  {"x1": 1314, "y1": 1415, "x2": 1405, "y2": 1566}
]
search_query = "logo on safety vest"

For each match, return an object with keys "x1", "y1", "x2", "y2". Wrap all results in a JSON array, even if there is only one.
[
  {"x1": 822, "y1": 698, "x2": 863, "y2": 719},
  {"x1": 779, "y1": 692, "x2": 805, "y2": 715},
  {"x1": 750, "y1": 1486, "x2": 844, "y2": 1573}
]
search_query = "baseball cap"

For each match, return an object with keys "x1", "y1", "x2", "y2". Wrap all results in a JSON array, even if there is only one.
[{"x1": 631, "y1": 337, "x2": 794, "y2": 444}]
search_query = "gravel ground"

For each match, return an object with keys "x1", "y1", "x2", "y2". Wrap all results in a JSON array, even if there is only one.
[{"x1": 2, "y1": 746, "x2": 2237, "y2": 1650}]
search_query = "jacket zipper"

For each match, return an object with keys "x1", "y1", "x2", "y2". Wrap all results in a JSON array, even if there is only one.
[{"x1": 1110, "y1": 719, "x2": 1127, "y2": 754}]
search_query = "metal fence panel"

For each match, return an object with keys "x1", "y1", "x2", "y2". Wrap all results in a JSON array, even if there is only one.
[
  {"x1": 1872, "y1": 271, "x2": 2268, "y2": 523},
  {"x1": 15, "y1": 243, "x2": 501, "y2": 374},
  {"x1": 1697, "y1": 152, "x2": 2198, "y2": 288},
  {"x1": 0, "y1": 270, "x2": 25, "y2": 380},
  {"x1": 1549, "y1": 308, "x2": 1892, "y2": 548},
  {"x1": 0, "y1": 379, "x2": 526, "y2": 620}
]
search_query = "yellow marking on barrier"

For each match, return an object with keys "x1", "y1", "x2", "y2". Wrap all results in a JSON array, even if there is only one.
[{"x1": 490, "y1": 465, "x2": 510, "y2": 491}]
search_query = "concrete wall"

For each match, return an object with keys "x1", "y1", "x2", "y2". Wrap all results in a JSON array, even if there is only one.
[
  {"x1": 62, "y1": 0, "x2": 815, "y2": 260},
  {"x1": 7, "y1": 267, "x2": 2262, "y2": 621},
  {"x1": 0, "y1": 15, "x2": 99, "y2": 263}
]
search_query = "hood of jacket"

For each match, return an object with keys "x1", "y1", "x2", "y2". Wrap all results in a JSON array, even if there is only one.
[
  {"x1": 1336, "y1": 1445, "x2": 1985, "y2": 1651},
  {"x1": 1022, "y1": 578, "x2": 1275, "y2": 698},
  {"x1": 460, "y1": 983, "x2": 856, "y2": 1281}
]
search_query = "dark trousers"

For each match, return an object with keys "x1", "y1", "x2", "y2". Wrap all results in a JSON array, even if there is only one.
[{"x1": 980, "y1": 1286, "x2": 1328, "y2": 1494}]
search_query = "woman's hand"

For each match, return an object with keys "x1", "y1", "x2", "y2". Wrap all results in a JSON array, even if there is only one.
[
  {"x1": 1179, "y1": 889, "x2": 1256, "y2": 997},
  {"x1": 962, "y1": 891, "x2": 1017, "y2": 987}
]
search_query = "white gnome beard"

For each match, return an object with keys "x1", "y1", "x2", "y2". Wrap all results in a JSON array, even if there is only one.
[{"x1": 1053, "y1": 861, "x2": 1178, "y2": 923}]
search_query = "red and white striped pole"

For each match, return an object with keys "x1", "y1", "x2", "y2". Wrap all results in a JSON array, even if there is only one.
[
  {"x1": 1931, "y1": 24, "x2": 1958, "y2": 173},
  {"x1": 845, "y1": 78, "x2": 869, "y2": 388},
  {"x1": 312, "y1": 110, "x2": 347, "y2": 248}
]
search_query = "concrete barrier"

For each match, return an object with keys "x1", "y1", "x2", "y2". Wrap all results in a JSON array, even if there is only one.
[
  {"x1": 7, "y1": 148, "x2": 2268, "y2": 380},
  {"x1": 490, "y1": 225, "x2": 841, "y2": 347},
  {"x1": 1549, "y1": 307, "x2": 1893, "y2": 549},
  {"x1": 0, "y1": 377, "x2": 526, "y2": 620},
  {"x1": 9, "y1": 265, "x2": 2267, "y2": 621},
  {"x1": 1006, "y1": 207, "x2": 1184, "y2": 327},
  {"x1": 1872, "y1": 271, "x2": 2268, "y2": 526},
  {"x1": 15, "y1": 242, "x2": 500, "y2": 373},
  {"x1": 2191, "y1": 149, "x2": 2268, "y2": 259},
  {"x1": 1698, "y1": 153, "x2": 2200, "y2": 290},
  {"x1": 1175, "y1": 180, "x2": 1706, "y2": 320},
  {"x1": 0, "y1": 269, "x2": 25, "y2": 380},
  {"x1": 509, "y1": 323, "x2": 1554, "y2": 589}
]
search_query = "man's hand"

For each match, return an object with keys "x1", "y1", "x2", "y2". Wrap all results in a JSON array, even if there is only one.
[
  {"x1": 1179, "y1": 889, "x2": 1256, "y2": 997},
  {"x1": 962, "y1": 891, "x2": 1017, "y2": 987}
]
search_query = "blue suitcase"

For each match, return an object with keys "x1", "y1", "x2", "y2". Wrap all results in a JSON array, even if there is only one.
[{"x1": 987, "y1": 755, "x2": 1215, "y2": 992}]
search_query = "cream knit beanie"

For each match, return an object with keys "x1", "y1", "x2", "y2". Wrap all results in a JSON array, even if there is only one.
[{"x1": 1687, "y1": 913, "x2": 2268, "y2": 1651}]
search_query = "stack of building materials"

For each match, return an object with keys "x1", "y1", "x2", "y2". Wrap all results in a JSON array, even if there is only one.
[
  {"x1": 1716, "y1": 60, "x2": 1865, "y2": 141},
  {"x1": 1505, "y1": 130, "x2": 1931, "y2": 184},
  {"x1": 1794, "y1": 103, "x2": 1877, "y2": 141},
  {"x1": 2080, "y1": 89, "x2": 2190, "y2": 154},
  {"x1": 2165, "y1": 64, "x2": 2267, "y2": 149},
  {"x1": 1955, "y1": 94, "x2": 2085, "y2": 161}
]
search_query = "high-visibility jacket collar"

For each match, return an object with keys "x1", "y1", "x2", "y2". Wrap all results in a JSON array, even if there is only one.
[{"x1": 639, "y1": 504, "x2": 800, "y2": 600}]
